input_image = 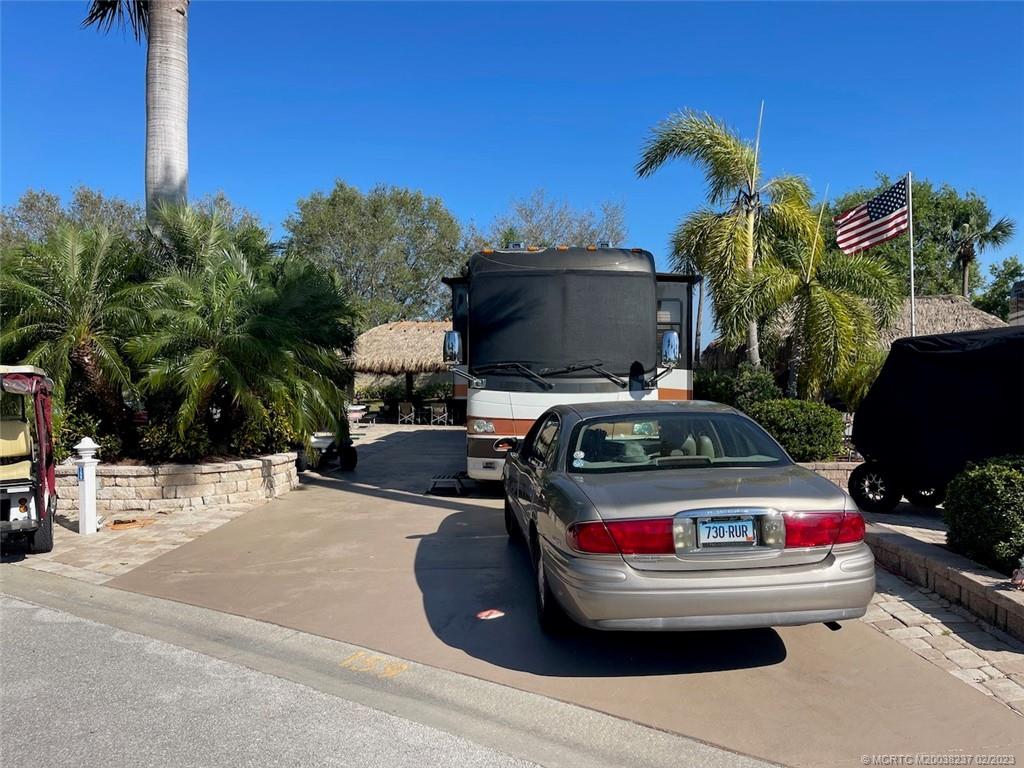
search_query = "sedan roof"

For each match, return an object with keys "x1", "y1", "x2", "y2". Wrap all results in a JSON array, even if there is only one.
[{"x1": 560, "y1": 400, "x2": 739, "y2": 419}]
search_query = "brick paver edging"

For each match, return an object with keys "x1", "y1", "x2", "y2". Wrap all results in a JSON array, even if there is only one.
[
  {"x1": 866, "y1": 524, "x2": 1024, "y2": 643},
  {"x1": 55, "y1": 452, "x2": 298, "y2": 517}
]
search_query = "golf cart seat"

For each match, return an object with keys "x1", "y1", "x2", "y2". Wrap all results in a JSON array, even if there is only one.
[{"x1": 0, "y1": 421, "x2": 33, "y2": 482}]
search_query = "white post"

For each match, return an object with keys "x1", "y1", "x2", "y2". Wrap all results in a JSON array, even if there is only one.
[
  {"x1": 74, "y1": 437, "x2": 100, "y2": 535},
  {"x1": 907, "y1": 171, "x2": 916, "y2": 337}
]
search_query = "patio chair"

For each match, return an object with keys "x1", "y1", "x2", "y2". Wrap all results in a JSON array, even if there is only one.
[
  {"x1": 398, "y1": 402, "x2": 415, "y2": 425},
  {"x1": 429, "y1": 403, "x2": 449, "y2": 426}
]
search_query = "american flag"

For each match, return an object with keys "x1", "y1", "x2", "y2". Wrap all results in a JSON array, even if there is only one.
[{"x1": 833, "y1": 178, "x2": 909, "y2": 255}]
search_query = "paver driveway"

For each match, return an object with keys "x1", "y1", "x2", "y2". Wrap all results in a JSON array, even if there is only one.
[{"x1": 109, "y1": 429, "x2": 1024, "y2": 768}]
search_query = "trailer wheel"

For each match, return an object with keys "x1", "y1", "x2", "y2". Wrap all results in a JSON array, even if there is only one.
[
  {"x1": 28, "y1": 511, "x2": 54, "y2": 554},
  {"x1": 339, "y1": 445, "x2": 358, "y2": 472},
  {"x1": 906, "y1": 486, "x2": 945, "y2": 508},
  {"x1": 849, "y1": 462, "x2": 902, "y2": 514}
]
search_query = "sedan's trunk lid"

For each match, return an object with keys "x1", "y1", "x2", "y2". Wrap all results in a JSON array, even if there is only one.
[{"x1": 573, "y1": 464, "x2": 849, "y2": 571}]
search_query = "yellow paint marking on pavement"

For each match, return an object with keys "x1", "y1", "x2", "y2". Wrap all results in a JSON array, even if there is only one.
[{"x1": 340, "y1": 650, "x2": 408, "y2": 679}]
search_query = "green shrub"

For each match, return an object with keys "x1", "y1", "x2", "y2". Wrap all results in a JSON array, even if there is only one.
[
  {"x1": 138, "y1": 421, "x2": 212, "y2": 464},
  {"x1": 694, "y1": 364, "x2": 781, "y2": 412},
  {"x1": 733, "y1": 364, "x2": 783, "y2": 412},
  {"x1": 944, "y1": 456, "x2": 1024, "y2": 575},
  {"x1": 54, "y1": 403, "x2": 124, "y2": 463},
  {"x1": 747, "y1": 399, "x2": 844, "y2": 462},
  {"x1": 694, "y1": 369, "x2": 736, "y2": 406},
  {"x1": 228, "y1": 405, "x2": 297, "y2": 456}
]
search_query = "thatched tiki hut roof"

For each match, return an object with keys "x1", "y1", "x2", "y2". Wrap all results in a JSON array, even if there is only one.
[
  {"x1": 700, "y1": 295, "x2": 1006, "y2": 370},
  {"x1": 879, "y1": 294, "x2": 1005, "y2": 344},
  {"x1": 351, "y1": 321, "x2": 450, "y2": 398}
]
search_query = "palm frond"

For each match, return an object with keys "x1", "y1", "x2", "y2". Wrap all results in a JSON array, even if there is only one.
[
  {"x1": 82, "y1": 0, "x2": 148, "y2": 41},
  {"x1": 636, "y1": 110, "x2": 755, "y2": 205}
]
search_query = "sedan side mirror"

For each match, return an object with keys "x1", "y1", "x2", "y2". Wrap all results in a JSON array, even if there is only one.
[
  {"x1": 443, "y1": 330, "x2": 463, "y2": 365},
  {"x1": 660, "y1": 330, "x2": 680, "y2": 368},
  {"x1": 493, "y1": 436, "x2": 518, "y2": 452}
]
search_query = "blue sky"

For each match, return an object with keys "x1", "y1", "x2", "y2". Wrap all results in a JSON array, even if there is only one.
[{"x1": 3, "y1": 2, "x2": 1022, "y2": 295}]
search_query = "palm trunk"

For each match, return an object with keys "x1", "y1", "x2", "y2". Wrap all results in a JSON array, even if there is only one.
[
  {"x1": 744, "y1": 208, "x2": 761, "y2": 368},
  {"x1": 693, "y1": 279, "x2": 704, "y2": 368},
  {"x1": 146, "y1": 0, "x2": 190, "y2": 219},
  {"x1": 961, "y1": 258, "x2": 970, "y2": 298}
]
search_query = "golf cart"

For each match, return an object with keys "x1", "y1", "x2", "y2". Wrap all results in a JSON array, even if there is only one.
[
  {"x1": 849, "y1": 327, "x2": 1024, "y2": 513},
  {"x1": 0, "y1": 366, "x2": 57, "y2": 553}
]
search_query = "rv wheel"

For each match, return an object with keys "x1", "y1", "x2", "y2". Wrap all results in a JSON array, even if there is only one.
[
  {"x1": 906, "y1": 486, "x2": 946, "y2": 508},
  {"x1": 848, "y1": 462, "x2": 902, "y2": 514}
]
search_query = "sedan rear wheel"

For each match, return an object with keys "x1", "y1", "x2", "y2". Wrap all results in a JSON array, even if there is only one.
[
  {"x1": 532, "y1": 534, "x2": 568, "y2": 633},
  {"x1": 848, "y1": 462, "x2": 902, "y2": 514}
]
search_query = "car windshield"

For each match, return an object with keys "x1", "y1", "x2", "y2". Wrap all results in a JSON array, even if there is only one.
[{"x1": 567, "y1": 412, "x2": 789, "y2": 473}]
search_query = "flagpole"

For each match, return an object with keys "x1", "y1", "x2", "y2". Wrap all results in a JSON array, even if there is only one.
[{"x1": 908, "y1": 171, "x2": 916, "y2": 336}]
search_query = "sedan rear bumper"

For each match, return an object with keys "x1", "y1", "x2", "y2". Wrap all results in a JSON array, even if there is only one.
[{"x1": 544, "y1": 542, "x2": 875, "y2": 631}]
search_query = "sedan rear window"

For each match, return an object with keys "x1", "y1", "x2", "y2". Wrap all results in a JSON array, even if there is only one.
[{"x1": 567, "y1": 412, "x2": 789, "y2": 473}]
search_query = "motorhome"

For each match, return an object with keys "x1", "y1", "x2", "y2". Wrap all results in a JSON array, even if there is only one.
[{"x1": 443, "y1": 245, "x2": 697, "y2": 480}]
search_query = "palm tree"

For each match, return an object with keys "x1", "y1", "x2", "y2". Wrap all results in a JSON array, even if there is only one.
[
  {"x1": 945, "y1": 214, "x2": 1015, "y2": 298},
  {"x1": 84, "y1": 1, "x2": 189, "y2": 217},
  {"x1": 128, "y1": 206, "x2": 356, "y2": 442},
  {"x1": 637, "y1": 106, "x2": 815, "y2": 368},
  {"x1": 0, "y1": 224, "x2": 141, "y2": 406},
  {"x1": 719, "y1": 204, "x2": 902, "y2": 398}
]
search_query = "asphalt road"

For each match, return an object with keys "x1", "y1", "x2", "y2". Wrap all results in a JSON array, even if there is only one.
[{"x1": 0, "y1": 596, "x2": 537, "y2": 768}]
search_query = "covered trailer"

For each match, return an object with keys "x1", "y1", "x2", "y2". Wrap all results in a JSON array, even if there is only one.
[{"x1": 848, "y1": 326, "x2": 1024, "y2": 512}]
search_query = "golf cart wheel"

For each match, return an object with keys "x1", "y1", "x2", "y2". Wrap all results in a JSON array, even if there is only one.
[
  {"x1": 28, "y1": 511, "x2": 54, "y2": 554},
  {"x1": 907, "y1": 486, "x2": 946, "y2": 508},
  {"x1": 532, "y1": 532, "x2": 569, "y2": 634},
  {"x1": 504, "y1": 495, "x2": 521, "y2": 542},
  {"x1": 338, "y1": 445, "x2": 358, "y2": 472},
  {"x1": 848, "y1": 462, "x2": 902, "y2": 514}
]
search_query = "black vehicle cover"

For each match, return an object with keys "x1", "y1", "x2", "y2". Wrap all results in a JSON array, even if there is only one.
[{"x1": 852, "y1": 326, "x2": 1024, "y2": 488}]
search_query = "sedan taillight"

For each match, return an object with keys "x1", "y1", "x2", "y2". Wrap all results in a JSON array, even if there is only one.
[
  {"x1": 567, "y1": 518, "x2": 674, "y2": 555},
  {"x1": 784, "y1": 511, "x2": 865, "y2": 548}
]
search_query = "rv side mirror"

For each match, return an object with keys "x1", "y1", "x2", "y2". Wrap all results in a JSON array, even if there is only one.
[
  {"x1": 660, "y1": 330, "x2": 680, "y2": 368},
  {"x1": 493, "y1": 436, "x2": 518, "y2": 452},
  {"x1": 443, "y1": 330, "x2": 463, "y2": 365}
]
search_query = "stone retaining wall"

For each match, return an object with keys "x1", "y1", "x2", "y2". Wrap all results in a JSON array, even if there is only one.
[
  {"x1": 56, "y1": 452, "x2": 298, "y2": 515},
  {"x1": 799, "y1": 461, "x2": 859, "y2": 489},
  {"x1": 867, "y1": 526, "x2": 1024, "y2": 643}
]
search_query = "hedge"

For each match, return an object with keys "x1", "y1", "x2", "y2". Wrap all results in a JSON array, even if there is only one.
[
  {"x1": 694, "y1": 364, "x2": 781, "y2": 411},
  {"x1": 944, "y1": 456, "x2": 1024, "y2": 575},
  {"x1": 747, "y1": 399, "x2": 844, "y2": 462}
]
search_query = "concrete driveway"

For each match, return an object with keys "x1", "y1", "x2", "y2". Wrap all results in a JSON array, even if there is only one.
[{"x1": 109, "y1": 429, "x2": 1024, "y2": 768}]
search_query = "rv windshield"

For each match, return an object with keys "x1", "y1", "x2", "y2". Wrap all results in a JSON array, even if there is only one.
[{"x1": 468, "y1": 271, "x2": 656, "y2": 376}]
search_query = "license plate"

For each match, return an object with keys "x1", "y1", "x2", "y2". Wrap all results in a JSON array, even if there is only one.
[{"x1": 697, "y1": 518, "x2": 755, "y2": 547}]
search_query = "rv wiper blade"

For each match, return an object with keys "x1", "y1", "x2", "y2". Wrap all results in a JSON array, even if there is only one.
[
  {"x1": 473, "y1": 362, "x2": 553, "y2": 390},
  {"x1": 539, "y1": 360, "x2": 627, "y2": 389}
]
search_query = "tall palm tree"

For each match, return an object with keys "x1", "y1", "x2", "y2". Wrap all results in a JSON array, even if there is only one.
[
  {"x1": 84, "y1": 0, "x2": 189, "y2": 217},
  {"x1": 637, "y1": 107, "x2": 815, "y2": 368},
  {"x1": 719, "y1": 204, "x2": 902, "y2": 398},
  {"x1": 945, "y1": 214, "x2": 1014, "y2": 298},
  {"x1": 0, "y1": 224, "x2": 141, "y2": 406}
]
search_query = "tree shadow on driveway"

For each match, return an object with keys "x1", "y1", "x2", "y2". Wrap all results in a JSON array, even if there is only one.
[{"x1": 412, "y1": 504, "x2": 788, "y2": 678}]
